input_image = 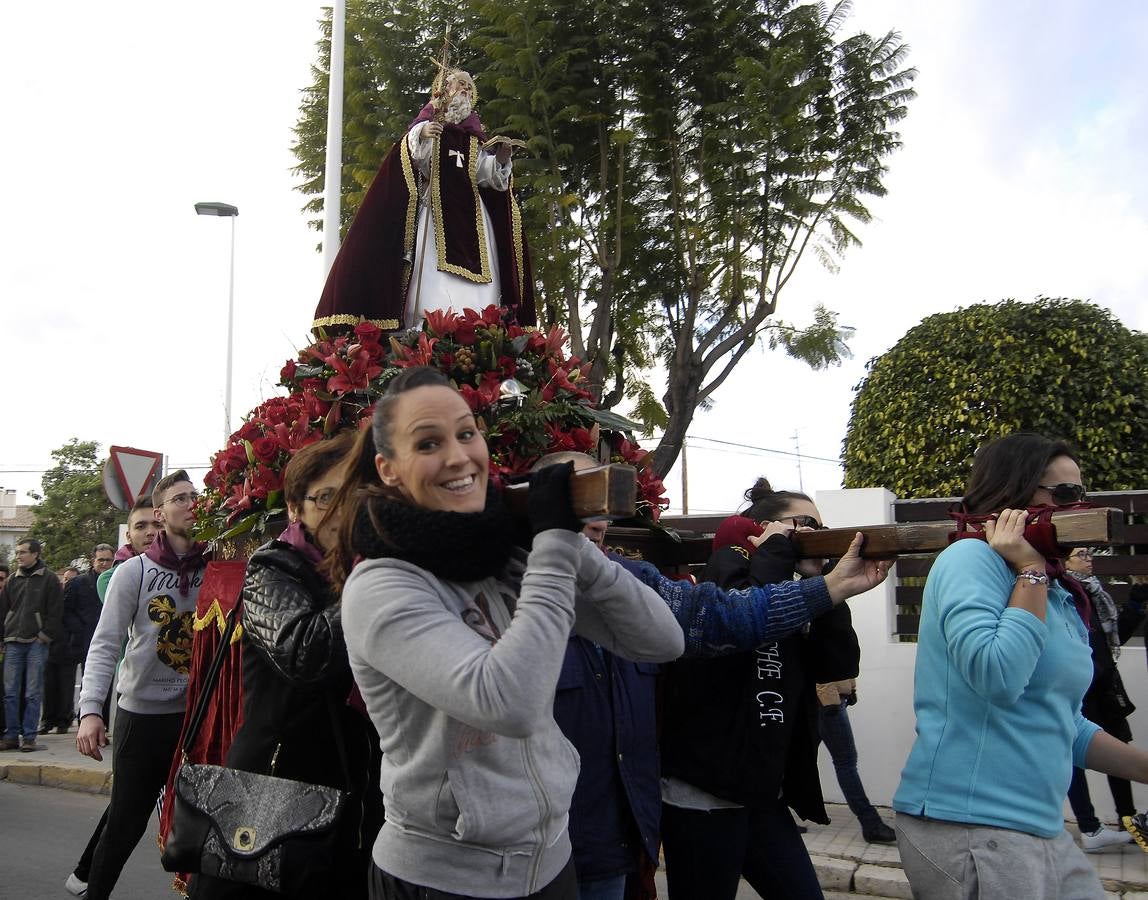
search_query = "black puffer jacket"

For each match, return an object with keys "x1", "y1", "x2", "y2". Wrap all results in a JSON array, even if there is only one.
[{"x1": 191, "y1": 540, "x2": 382, "y2": 900}]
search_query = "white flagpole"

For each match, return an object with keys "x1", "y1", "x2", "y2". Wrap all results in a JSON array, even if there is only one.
[{"x1": 322, "y1": 0, "x2": 346, "y2": 274}]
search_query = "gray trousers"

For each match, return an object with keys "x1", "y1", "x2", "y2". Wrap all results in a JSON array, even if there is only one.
[{"x1": 895, "y1": 812, "x2": 1105, "y2": 900}]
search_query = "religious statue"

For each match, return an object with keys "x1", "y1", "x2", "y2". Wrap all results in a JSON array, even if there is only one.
[{"x1": 312, "y1": 65, "x2": 535, "y2": 333}]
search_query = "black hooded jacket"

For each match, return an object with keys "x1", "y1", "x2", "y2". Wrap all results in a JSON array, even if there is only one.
[{"x1": 661, "y1": 535, "x2": 859, "y2": 822}]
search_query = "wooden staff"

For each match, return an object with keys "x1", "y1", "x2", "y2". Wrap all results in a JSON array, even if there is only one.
[
  {"x1": 503, "y1": 464, "x2": 637, "y2": 521},
  {"x1": 791, "y1": 507, "x2": 1126, "y2": 560},
  {"x1": 413, "y1": 25, "x2": 452, "y2": 311}
]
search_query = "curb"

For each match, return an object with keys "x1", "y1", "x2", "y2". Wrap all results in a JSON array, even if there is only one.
[{"x1": 0, "y1": 761, "x2": 112, "y2": 794}]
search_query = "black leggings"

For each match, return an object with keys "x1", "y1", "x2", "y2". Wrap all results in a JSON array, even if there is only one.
[
  {"x1": 661, "y1": 800, "x2": 824, "y2": 900},
  {"x1": 369, "y1": 857, "x2": 576, "y2": 900}
]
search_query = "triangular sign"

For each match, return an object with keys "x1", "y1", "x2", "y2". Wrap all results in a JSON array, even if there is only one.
[{"x1": 109, "y1": 445, "x2": 164, "y2": 504}]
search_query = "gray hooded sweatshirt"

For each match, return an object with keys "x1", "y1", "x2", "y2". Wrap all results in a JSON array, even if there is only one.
[{"x1": 343, "y1": 529, "x2": 683, "y2": 898}]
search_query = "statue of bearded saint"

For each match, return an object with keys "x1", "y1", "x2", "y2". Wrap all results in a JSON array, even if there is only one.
[
  {"x1": 405, "y1": 70, "x2": 512, "y2": 326},
  {"x1": 312, "y1": 68, "x2": 536, "y2": 335}
]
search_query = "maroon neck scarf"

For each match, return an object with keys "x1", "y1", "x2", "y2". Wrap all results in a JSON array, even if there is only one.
[
  {"x1": 950, "y1": 504, "x2": 1092, "y2": 627},
  {"x1": 277, "y1": 520, "x2": 325, "y2": 570},
  {"x1": 145, "y1": 531, "x2": 209, "y2": 598}
]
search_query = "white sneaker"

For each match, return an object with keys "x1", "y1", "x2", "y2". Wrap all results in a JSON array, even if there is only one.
[
  {"x1": 1081, "y1": 826, "x2": 1133, "y2": 852},
  {"x1": 64, "y1": 872, "x2": 88, "y2": 897}
]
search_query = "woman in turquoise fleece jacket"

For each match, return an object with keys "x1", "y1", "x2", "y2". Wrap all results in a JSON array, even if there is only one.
[{"x1": 893, "y1": 433, "x2": 1148, "y2": 899}]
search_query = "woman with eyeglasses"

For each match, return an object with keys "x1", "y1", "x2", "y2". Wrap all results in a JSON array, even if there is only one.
[
  {"x1": 659, "y1": 477, "x2": 880, "y2": 900},
  {"x1": 893, "y1": 432, "x2": 1148, "y2": 899},
  {"x1": 191, "y1": 431, "x2": 383, "y2": 900},
  {"x1": 325, "y1": 367, "x2": 683, "y2": 900},
  {"x1": 1062, "y1": 546, "x2": 1146, "y2": 852}
]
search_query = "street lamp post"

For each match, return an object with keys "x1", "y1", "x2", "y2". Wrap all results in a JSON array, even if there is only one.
[{"x1": 194, "y1": 202, "x2": 239, "y2": 441}]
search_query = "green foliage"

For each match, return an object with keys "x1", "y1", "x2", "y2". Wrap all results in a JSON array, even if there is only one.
[
  {"x1": 292, "y1": 0, "x2": 915, "y2": 476},
  {"x1": 29, "y1": 439, "x2": 121, "y2": 569},
  {"x1": 842, "y1": 298, "x2": 1148, "y2": 498}
]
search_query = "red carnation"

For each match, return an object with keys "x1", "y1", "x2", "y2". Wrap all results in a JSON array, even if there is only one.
[
  {"x1": 353, "y1": 320, "x2": 383, "y2": 344},
  {"x1": 252, "y1": 436, "x2": 279, "y2": 464},
  {"x1": 235, "y1": 420, "x2": 261, "y2": 442},
  {"x1": 454, "y1": 321, "x2": 478, "y2": 347}
]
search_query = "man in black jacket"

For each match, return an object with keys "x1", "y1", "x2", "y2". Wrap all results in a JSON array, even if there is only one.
[
  {"x1": 1, "y1": 538, "x2": 63, "y2": 752},
  {"x1": 42, "y1": 544, "x2": 113, "y2": 734}
]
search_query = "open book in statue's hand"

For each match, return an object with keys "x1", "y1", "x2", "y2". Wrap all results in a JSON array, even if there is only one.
[{"x1": 482, "y1": 135, "x2": 529, "y2": 152}]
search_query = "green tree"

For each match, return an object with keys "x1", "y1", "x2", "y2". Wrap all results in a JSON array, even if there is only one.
[
  {"x1": 293, "y1": 0, "x2": 915, "y2": 477},
  {"x1": 842, "y1": 298, "x2": 1148, "y2": 498},
  {"x1": 29, "y1": 439, "x2": 120, "y2": 569}
]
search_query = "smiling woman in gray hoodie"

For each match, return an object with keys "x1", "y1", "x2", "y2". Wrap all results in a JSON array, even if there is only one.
[{"x1": 328, "y1": 368, "x2": 683, "y2": 900}]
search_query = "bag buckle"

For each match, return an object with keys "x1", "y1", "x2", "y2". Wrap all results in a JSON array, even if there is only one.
[{"x1": 233, "y1": 826, "x2": 257, "y2": 851}]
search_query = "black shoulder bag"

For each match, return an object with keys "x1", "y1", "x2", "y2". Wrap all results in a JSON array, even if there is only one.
[{"x1": 161, "y1": 602, "x2": 349, "y2": 894}]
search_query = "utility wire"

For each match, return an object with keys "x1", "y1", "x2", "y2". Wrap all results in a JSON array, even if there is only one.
[{"x1": 640, "y1": 433, "x2": 841, "y2": 465}]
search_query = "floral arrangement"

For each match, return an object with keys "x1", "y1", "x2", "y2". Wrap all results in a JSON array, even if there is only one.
[{"x1": 196, "y1": 306, "x2": 668, "y2": 541}]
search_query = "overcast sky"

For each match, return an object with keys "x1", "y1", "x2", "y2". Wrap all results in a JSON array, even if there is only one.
[{"x1": 3, "y1": 1, "x2": 1146, "y2": 519}]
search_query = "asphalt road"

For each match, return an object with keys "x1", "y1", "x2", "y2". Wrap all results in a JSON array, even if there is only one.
[
  {"x1": 0, "y1": 783, "x2": 768, "y2": 900},
  {"x1": 0, "y1": 782, "x2": 176, "y2": 899}
]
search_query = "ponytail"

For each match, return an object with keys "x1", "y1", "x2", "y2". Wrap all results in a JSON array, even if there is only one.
[
  {"x1": 741, "y1": 476, "x2": 811, "y2": 522},
  {"x1": 323, "y1": 366, "x2": 454, "y2": 591}
]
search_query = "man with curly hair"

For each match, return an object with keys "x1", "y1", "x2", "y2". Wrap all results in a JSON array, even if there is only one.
[{"x1": 73, "y1": 470, "x2": 210, "y2": 899}]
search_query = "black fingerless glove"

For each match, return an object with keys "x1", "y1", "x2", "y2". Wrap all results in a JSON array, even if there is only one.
[{"x1": 528, "y1": 462, "x2": 583, "y2": 535}]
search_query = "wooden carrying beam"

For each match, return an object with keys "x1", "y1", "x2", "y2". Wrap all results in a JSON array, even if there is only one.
[
  {"x1": 503, "y1": 464, "x2": 637, "y2": 521},
  {"x1": 791, "y1": 507, "x2": 1127, "y2": 561}
]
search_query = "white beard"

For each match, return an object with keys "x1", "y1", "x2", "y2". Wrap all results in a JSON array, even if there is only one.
[{"x1": 443, "y1": 94, "x2": 472, "y2": 125}]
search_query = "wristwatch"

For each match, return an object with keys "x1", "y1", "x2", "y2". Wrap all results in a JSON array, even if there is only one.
[{"x1": 1015, "y1": 569, "x2": 1050, "y2": 586}]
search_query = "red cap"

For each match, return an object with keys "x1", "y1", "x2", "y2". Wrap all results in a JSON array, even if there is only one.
[{"x1": 713, "y1": 515, "x2": 764, "y2": 554}]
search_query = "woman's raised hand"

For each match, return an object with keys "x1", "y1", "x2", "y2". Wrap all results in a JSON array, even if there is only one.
[
  {"x1": 748, "y1": 520, "x2": 792, "y2": 548},
  {"x1": 984, "y1": 508, "x2": 1046, "y2": 571}
]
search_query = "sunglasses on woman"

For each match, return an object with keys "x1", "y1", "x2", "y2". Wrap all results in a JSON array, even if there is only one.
[
  {"x1": 781, "y1": 515, "x2": 827, "y2": 531},
  {"x1": 1038, "y1": 482, "x2": 1087, "y2": 506}
]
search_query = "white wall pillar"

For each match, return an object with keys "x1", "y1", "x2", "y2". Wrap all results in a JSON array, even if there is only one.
[{"x1": 813, "y1": 487, "x2": 918, "y2": 808}]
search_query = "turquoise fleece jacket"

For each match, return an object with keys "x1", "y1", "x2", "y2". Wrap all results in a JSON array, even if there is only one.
[{"x1": 893, "y1": 538, "x2": 1100, "y2": 838}]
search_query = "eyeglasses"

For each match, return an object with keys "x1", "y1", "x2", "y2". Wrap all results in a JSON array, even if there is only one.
[
  {"x1": 1037, "y1": 483, "x2": 1086, "y2": 505},
  {"x1": 163, "y1": 491, "x2": 200, "y2": 508},
  {"x1": 1069, "y1": 550, "x2": 1093, "y2": 561},
  {"x1": 781, "y1": 515, "x2": 827, "y2": 531},
  {"x1": 305, "y1": 488, "x2": 338, "y2": 510}
]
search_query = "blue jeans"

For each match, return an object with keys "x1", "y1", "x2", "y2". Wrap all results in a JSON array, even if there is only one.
[
  {"x1": 817, "y1": 700, "x2": 880, "y2": 828},
  {"x1": 3, "y1": 640, "x2": 48, "y2": 740},
  {"x1": 578, "y1": 875, "x2": 626, "y2": 900}
]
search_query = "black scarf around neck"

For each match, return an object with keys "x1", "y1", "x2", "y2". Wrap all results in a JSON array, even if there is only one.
[
  {"x1": 19, "y1": 558, "x2": 45, "y2": 577},
  {"x1": 353, "y1": 485, "x2": 520, "y2": 582}
]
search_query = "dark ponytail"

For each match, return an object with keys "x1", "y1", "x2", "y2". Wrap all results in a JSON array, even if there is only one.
[
  {"x1": 741, "y1": 476, "x2": 812, "y2": 522},
  {"x1": 324, "y1": 366, "x2": 454, "y2": 591}
]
